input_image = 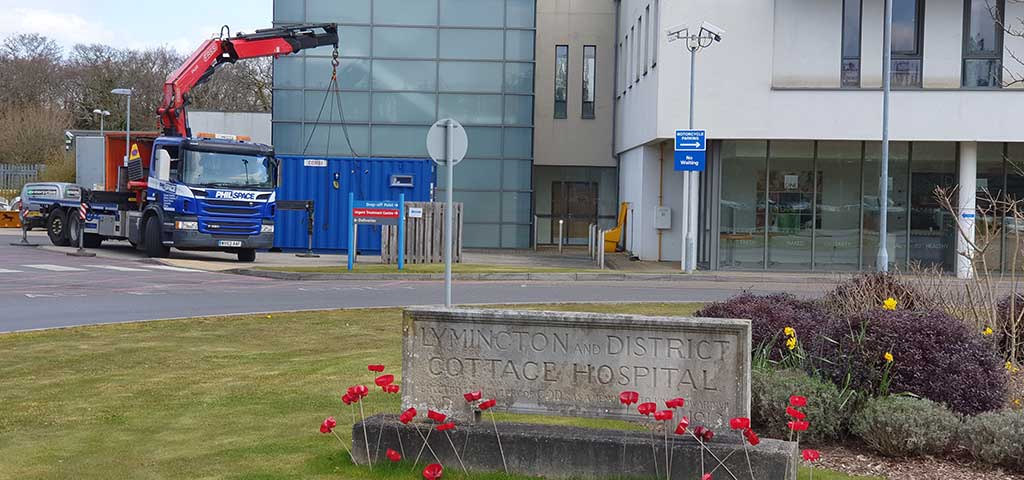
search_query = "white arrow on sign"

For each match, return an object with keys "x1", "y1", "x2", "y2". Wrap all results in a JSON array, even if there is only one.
[{"x1": 678, "y1": 142, "x2": 702, "y2": 148}]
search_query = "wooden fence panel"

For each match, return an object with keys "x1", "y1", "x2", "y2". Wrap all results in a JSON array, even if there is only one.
[{"x1": 381, "y1": 202, "x2": 463, "y2": 264}]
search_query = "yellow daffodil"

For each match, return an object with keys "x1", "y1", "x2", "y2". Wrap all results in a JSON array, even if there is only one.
[
  {"x1": 786, "y1": 337, "x2": 797, "y2": 351},
  {"x1": 884, "y1": 352, "x2": 894, "y2": 363},
  {"x1": 1014, "y1": 399, "x2": 1022, "y2": 407},
  {"x1": 982, "y1": 327, "x2": 993, "y2": 336},
  {"x1": 882, "y1": 297, "x2": 898, "y2": 311},
  {"x1": 784, "y1": 327, "x2": 796, "y2": 337},
  {"x1": 1007, "y1": 361, "x2": 1020, "y2": 373}
]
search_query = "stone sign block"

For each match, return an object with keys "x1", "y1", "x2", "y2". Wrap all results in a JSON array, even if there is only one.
[{"x1": 401, "y1": 308, "x2": 751, "y2": 427}]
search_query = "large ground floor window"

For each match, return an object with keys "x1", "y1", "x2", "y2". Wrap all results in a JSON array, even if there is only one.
[{"x1": 716, "y1": 140, "x2": 1024, "y2": 272}]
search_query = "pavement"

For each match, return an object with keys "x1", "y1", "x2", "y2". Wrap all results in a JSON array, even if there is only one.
[{"x1": 0, "y1": 229, "x2": 828, "y2": 333}]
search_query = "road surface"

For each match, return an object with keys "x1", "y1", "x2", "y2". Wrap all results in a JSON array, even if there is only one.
[{"x1": 0, "y1": 232, "x2": 825, "y2": 333}]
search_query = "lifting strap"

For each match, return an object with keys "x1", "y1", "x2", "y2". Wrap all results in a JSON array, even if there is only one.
[{"x1": 302, "y1": 46, "x2": 359, "y2": 159}]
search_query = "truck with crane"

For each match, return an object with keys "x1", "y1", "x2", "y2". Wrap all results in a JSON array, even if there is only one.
[{"x1": 19, "y1": 24, "x2": 338, "y2": 261}]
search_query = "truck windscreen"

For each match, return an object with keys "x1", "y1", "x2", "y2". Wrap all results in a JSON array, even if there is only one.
[{"x1": 181, "y1": 150, "x2": 274, "y2": 189}]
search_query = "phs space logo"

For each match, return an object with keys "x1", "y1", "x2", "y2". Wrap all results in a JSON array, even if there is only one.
[{"x1": 214, "y1": 191, "x2": 257, "y2": 200}]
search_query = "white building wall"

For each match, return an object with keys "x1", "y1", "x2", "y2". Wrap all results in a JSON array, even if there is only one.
[
  {"x1": 187, "y1": 111, "x2": 273, "y2": 145},
  {"x1": 923, "y1": 0, "x2": 964, "y2": 88},
  {"x1": 614, "y1": 0, "x2": 662, "y2": 155},
  {"x1": 772, "y1": 0, "x2": 842, "y2": 88}
]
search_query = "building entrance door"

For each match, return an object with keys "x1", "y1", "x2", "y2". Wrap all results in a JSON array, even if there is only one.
[{"x1": 551, "y1": 181, "x2": 598, "y2": 245}]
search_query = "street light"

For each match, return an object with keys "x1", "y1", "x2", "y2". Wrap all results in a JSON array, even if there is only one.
[
  {"x1": 111, "y1": 88, "x2": 133, "y2": 166},
  {"x1": 91, "y1": 109, "x2": 110, "y2": 137},
  {"x1": 877, "y1": 0, "x2": 893, "y2": 272},
  {"x1": 667, "y1": 22, "x2": 723, "y2": 273}
]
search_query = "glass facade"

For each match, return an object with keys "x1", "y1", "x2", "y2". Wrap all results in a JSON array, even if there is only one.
[
  {"x1": 272, "y1": 0, "x2": 536, "y2": 248},
  {"x1": 718, "y1": 140, "x2": 1024, "y2": 272}
]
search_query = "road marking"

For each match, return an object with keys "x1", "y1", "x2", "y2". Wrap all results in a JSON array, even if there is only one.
[
  {"x1": 0, "y1": 268, "x2": 23, "y2": 273},
  {"x1": 22, "y1": 264, "x2": 87, "y2": 272},
  {"x1": 84, "y1": 265, "x2": 149, "y2": 272},
  {"x1": 143, "y1": 265, "x2": 204, "y2": 273}
]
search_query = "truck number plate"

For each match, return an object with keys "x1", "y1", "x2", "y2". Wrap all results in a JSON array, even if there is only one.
[{"x1": 218, "y1": 240, "x2": 243, "y2": 247}]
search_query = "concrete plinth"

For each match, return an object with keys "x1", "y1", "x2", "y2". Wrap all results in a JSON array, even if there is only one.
[{"x1": 353, "y1": 415, "x2": 797, "y2": 479}]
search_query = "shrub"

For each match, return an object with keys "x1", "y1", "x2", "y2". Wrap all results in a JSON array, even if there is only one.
[
  {"x1": 696, "y1": 293, "x2": 829, "y2": 363},
  {"x1": 850, "y1": 395, "x2": 960, "y2": 457},
  {"x1": 824, "y1": 272, "x2": 921, "y2": 317},
  {"x1": 750, "y1": 367, "x2": 853, "y2": 444},
  {"x1": 961, "y1": 409, "x2": 1024, "y2": 471},
  {"x1": 819, "y1": 308, "x2": 1007, "y2": 415},
  {"x1": 995, "y1": 294, "x2": 1024, "y2": 363}
]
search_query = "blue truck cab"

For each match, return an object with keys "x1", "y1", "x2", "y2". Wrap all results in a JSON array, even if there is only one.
[{"x1": 133, "y1": 135, "x2": 277, "y2": 262}]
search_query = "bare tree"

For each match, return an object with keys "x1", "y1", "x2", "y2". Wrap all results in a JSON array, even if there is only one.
[{"x1": 0, "y1": 33, "x2": 65, "y2": 108}]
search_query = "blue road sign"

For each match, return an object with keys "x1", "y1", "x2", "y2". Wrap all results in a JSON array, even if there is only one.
[{"x1": 674, "y1": 129, "x2": 706, "y2": 172}]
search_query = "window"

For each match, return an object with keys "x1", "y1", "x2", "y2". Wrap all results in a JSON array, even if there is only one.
[
  {"x1": 841, "y1": 0, "x2": 862, "y2": 87},
  {"x1": 652, "y1": 0, "x2": 659, "y2": 67},
  {"x1": 582, "y1": 46, "x2": 596, "y2": 119},
  {"x1": 554, "y1": 45, "x2": 569, "y2": 119},
  {"x1": 643, "y1": 6, "x2": 650, "y2": 75},
  {"x1": 634, "y1": 22, "x2": 641, "y2": 82},
  {"x1": 963, "y1": 0, "x2": 1004, "y2": 87},
  {"x1": 625, "y1": 32, "x2": 631, "y2": 90},
  {"x1": 616, "y1": 41, "x2": 623, "y2": 97},
  {"x1": 891, "y1": 0, "x2": 924, "y2": 87}
]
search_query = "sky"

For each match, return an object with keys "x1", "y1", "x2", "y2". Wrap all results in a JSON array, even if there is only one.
[{"x1": 0, "y1": 0, "x2": 272, "y2": 54}]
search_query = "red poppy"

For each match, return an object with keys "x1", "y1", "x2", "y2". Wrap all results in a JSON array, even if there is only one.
[
  {"x1": 479, "y1": 398, "x2": 497, "y2": 411},
  {"x1": 665, "y1": 397, "x2": 685, "y2": 409},
  {"x1": 619, "y1": 391, "x2": 640, "y2": 405},
  {"x1": 400, "y1": 407, "x2": 417, "y2": 424},
  {"x1": 701, "y1": 474, "x2": 712, "y2": 480},
  {"x1": 702, "y1": 428, "x2": 714, "y2": 442},
  {"x1": 789, "y1": 395, "x2": 807, "y2": 407},
  {"x1": 786, "y1": 406, "x2": 806, "y2": 420},
  {"x1": 427, "y1": 409, "x2": 447, "y2": 422},
  {"x1": 319, "y1": 422, "x2": 331, "y2": 434},
  {"x1": 354, "y1": 385, "x2": 369, "y2": 397},
  {"x1": 368, "y1": 364, "x2": 385, "y2": 373},
  {"x1": 637, "y1": 402, "x2": 657, "y2": 416},
  {"x1": 729, "y1": 417, "x2": 750, "y2": 430},
  {"x1": 324, "y1": 416, "x2": 337, "y2": 429},
  {"x1": 693, "y1": 426, "x2": 706, "y2": 438},
  {"x1": 674, "y1": 416, "x2": 690, "y2": 435},
  {"x1": 787, "y1": 420, "x2": 810, "y2": 432},
  {"x1": 464, "y1": 391, "x2": 483, "y2": 402},
  {"x1": 654, "y1": 410, "x2": 673, "y2": 421},
  {"x1": 341, "y1": 393, "x2": 353, "y2": 405},
  {"x1": 386, "y1": 448, "x2": 402, "y2": 462},
  {"x1": 436, "y1": 422, "x2": 456, "y2": 432},
  {"x1": 802, "y1": 449, "x2": 821, "y2": 462},
  {"x1": 375, "y1": 374, "x2": 395, "y2": 387},
  {"x1": 383, "y1": 384, "x2": 400, "y2": 394},
  {"x1": 422, "y1": 463, "x2": 444, "y2": 480},
  {"x1": 743, "y1": 428, "x2": 760, "y2": 446}
]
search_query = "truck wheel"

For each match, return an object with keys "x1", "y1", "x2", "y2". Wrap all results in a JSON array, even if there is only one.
[
  {"x1": 144, "y1": 217, "x2": 170, "y2": 258},
  {"x1": 237, "y1": 248, "x2": 256, "y2": 263},
  {"x1": 84, "y1": 234, "x2": 103, "y2": 249},
  {"x1": 67, "y1": 214, "x2": 81, "y2": 247},
  {"x1": 47, "y1": 209, "x2": 70, "y2": 246}
]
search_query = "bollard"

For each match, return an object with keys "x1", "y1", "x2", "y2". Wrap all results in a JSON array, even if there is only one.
[
  {"x1": 558, "y1": 219, "x2": 564, "y2": 255},
  {"x1": 10, "y1": 209, "x2": 38, "y2": 247},
  {"x1": 587, "y1": 224, "x2": 593, "y2": 259},
  {"x1": 352, "y1": 223, "x2": 358, "y2": 265},
  {"x1": 598, "y1": 230, "x2": 606, "y2": 269},
  {"x1": 67, "y1": 202, "x2": 96, "y2": 258}
]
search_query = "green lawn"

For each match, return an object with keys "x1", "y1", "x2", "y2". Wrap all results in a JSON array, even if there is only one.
[
  {"x1": 0, "y1": 304, "x2": 876, "y2": 480},
  {"x1": 257, "y1": 264, "x2": 602, "y2": 274}
]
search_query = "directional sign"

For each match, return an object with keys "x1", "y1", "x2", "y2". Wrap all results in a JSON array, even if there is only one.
[
  {"x1": 674, "y1": 129, "x2": 706, "y2": 172},
  {"x1": 427, "y1": 118, "x2": 468, "y2": 166},
  {"x1": 352, "y1": 200, "x2": 401, "y2": 225}
]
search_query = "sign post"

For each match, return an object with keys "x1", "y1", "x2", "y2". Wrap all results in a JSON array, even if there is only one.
[
  {"x1": 674, "y1": 129, "x2": 706, "y2": 273},
  {"x1": 427, "y1": 118, "x2": 468, "y2": 307},
  {"x1": 398, "y1": 193, "x2": 405, "y2": 270},
  {"x1": 348, "y1": 192, "x2": 355, "y2": 271}
]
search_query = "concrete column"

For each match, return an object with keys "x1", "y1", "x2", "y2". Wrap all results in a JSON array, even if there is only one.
[{"x1": 957, "y1": 142, "x2": 978, "y2": 279}]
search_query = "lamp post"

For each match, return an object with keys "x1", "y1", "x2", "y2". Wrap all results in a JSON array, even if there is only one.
[
  {"x1": 877, "y1": 0, "x2": 893, "y2": 272},
  {"x1": 92, "y1": 109, "x2": 110, "y2": 137},
  {"x1": 111, "y1": 88, "x2": 133, "y2": 166},
  {"x1": 667, "y1": 22, "x2": 722, "y2": 273}
]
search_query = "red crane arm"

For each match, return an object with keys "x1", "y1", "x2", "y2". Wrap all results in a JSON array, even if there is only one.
[{"x1": 159, "y1": 24, "x2": 338, "y2": 137}]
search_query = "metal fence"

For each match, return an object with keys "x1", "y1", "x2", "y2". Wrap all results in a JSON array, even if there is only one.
[
  {"x1": 381, "y1": 202, "x2": 463, "y2": 264},
  {"x1": 0, "y1": 164, "x2": 43, "y2": 191}
]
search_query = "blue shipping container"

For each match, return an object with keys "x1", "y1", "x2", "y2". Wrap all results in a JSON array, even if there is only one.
[{"x1": 275, "y1": 156, "x2": 435, "y2": 253}]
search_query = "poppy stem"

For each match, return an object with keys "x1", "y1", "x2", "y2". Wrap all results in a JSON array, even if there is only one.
[
  {"x1": 663, "y1": 423, "x2": 670, "y2": 480},
  {"x1": 489, "y1": 410, "x2": 509, "y2": 474},
  {"x1": 444, "y1": 431, "x2": 468, "y2": 474},
  {"x1": 394, "y1": 423, "x2": 406, "y2": 458},
  {"x1": 358, "y1": 401, "x2": 372, "y2": 470},
  {"x1": 330, "y1": 430, "x2": 356, "y2": 464},
  {"x1": 648, "y1": 423, "x2": 660, "y2": 478},
  {"x1": 689, "y1": 431, "x2": 740, "y2": 480},
  {"x1": 373, "y1": 416, "x2": 385, "y2": 463},
  {"x1": 411, "y1": 425, "x2": 440, "y2": 472},
  {"x1": 743, "y1": 442, "x2": 755, "y2": 480}
]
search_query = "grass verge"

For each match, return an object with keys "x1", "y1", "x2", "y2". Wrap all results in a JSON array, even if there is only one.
[{"x1": 0, "y1": 303, "x2": 875, "y2": 480}]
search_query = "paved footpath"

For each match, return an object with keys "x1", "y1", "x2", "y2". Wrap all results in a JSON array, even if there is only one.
[{"x1": 0, "y1": 232, "x2": 827, "y2": 333}]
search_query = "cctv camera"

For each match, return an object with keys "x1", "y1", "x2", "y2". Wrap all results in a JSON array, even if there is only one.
[
  {"x1": 64, "y1": 131, "x2": 75, "y2": 140},
  {"x1": 665, "y1": 24, "x2": 686, "y2": 41},
  {"x1": 700, "y1": 21, "x2": 725, "y2": 42}
]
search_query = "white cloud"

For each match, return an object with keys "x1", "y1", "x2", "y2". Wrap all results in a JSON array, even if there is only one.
[{"x1": 0, "y1": 7, "x2": 116, "y2": 51}]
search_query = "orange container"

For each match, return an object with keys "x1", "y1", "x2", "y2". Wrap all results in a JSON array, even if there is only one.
[{"x1": 101, "y1": 132, "x2": 160, "y2": 192}]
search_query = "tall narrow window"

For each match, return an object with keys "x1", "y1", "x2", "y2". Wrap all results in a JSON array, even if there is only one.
[
  {"x1": 841, "y1": 0, "x2": 862, "y2": 87},
  {"x1": 554, "y1": 45, "x2": 568, "y2": 119},
  {"x1": 652, "y1": 0, "x2": 659, "y2": 67},
  {"x1": 963, "y1": 0, "x2": 1004, "y2": 87},
  {"x1": 643, "y1": 6, "x2": 650, "y2": 75},
  {"x1": 891, "y1": 0, "x2": 924, "y2": 87},
  {"x1": 582, "y1": 45, "x2": 596, "y2": 119},
  {"x1": 616, "y1": 41, "x2": 623, "y2": 98},
  {"x1": 635, "y1": 19, "x2": 642, "y2": 81},
  {"x1": 626, "y1": 30, "x2": 632, "y2": 88}
]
